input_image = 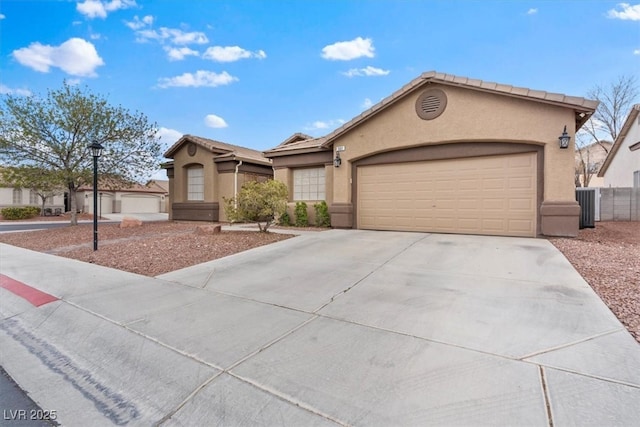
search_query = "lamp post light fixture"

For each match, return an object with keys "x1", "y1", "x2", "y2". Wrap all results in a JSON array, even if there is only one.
[
  {"x1": 558, "y1": 125, "x2": 570, "y2": 149},
  {"x1": 88, "y1": 141, "x2": 104, "y2": 251}
]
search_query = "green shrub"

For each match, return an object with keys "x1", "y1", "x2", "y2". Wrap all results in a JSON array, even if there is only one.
[
  {"x1": 279, "y1": 210, "x2": 292, "y2": 226},
  {"x1": 294, "y1": 201, "x2": 308, "y2": 227},
  {"x1": 1, "y1": 206, "x2": 41, "y2": 220},
  {"x1": 223, "y1": 180, "x2": 288, "y2": 232},
  {"x1": 313, "y1": 200, "x2": 331, "y2": 227}
]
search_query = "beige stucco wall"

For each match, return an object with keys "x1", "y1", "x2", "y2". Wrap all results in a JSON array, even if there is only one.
[
  {"x1": 0, "y1": 187, "x2": 65, "y2": 210},
  {"x1": 604, "y1": 122, "x2": 640, "y2": 187},
  {"x1": 329, "y1": 84, "x2": 577, "y2": 205}
]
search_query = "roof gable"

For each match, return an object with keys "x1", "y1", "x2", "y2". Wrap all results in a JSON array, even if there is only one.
[
  {"x1": 164, "y1": 134, "x2": 271, "y2": 165},
  {"x1": 598, "y1": 104, "x2": 640, "y2": 177},
  {"x1": 278, "y1": 133, "x2": 314, "y2": 147},
  {"x1": 318, "y1": 71, "x2": 599, "y2": 149}
]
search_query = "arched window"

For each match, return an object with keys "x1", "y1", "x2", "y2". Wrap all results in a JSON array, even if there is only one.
[{"x1": 187, "y1": 165, "x2": 204, "y2": 201}]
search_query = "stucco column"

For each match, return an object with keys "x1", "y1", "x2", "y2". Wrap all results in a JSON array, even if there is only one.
[
  {"x1": 329, "y1": 158, "x2": 353, "y2": 228},
  {"x1": 541, "y1": 124, "x2": 580, "y2": 237}
]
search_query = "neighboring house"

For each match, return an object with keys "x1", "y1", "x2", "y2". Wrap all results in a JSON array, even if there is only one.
[
  {"x1": 598, "y1": 104, "x2": 640, "y2": 188},
  {"x1": 575, "y1": 141, "x2": 613, "y2": 187},
  {"x1": 0, "y1": 169, "x2": 66, "y2": 213},
  {"x1": 77, "y1": 180, "x2": 169, "y2": 215},
  {"x1": 0, "y1": 186, "x2": 65, "y2": 213},
  {"x1": 264, "y1": 71, "x2": 598, "y2": 238},
  {"x1": 162, "y1": 135, "x2": 273, "y2": 221}
]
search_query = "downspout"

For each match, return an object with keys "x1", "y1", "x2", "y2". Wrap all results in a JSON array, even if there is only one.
[{"x1": 234, "y1": 159, "x2": 243, "y2": 209}]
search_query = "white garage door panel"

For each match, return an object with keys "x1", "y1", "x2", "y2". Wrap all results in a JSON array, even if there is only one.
[
  {"x1": 357, "y1": 153, "x2": 537, "y2": 237},
  {"x1": 121, "y1": 195, "x2": 160, "y2": 213}
]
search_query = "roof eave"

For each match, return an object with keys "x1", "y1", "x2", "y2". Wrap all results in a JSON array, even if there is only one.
[
  {"x1": 598, "y1": 104, "x2": 640, "y2": 177},
  {"x1": 264, "y1": 146, "x2": 329, "y2": 158},
  {"x1": 319, "y1": 71, "x2": 599, "y2": 149}
]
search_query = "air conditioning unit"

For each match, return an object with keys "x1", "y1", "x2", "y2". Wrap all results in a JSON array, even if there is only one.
[{"x1": 576, "y1": 188, "x2": 596, "y2": 229}]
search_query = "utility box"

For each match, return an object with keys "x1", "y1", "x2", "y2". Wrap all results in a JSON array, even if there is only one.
[{"x1": 576, "y1": 188, "x2": 596, "y2": 229}]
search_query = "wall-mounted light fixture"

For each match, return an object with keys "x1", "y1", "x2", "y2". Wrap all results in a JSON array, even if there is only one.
[
  {"x1": 334, "y1": 146, "x2": 345, "y2": 168},
  {"x1": 558, "y1": 125, "x2": 570, "y2": 149},
  {"x1": 333, "y1": 151, "x2": 342, "y2": 168}
]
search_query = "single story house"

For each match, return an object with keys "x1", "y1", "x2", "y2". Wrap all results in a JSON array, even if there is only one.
[
  {"x1": 598, "y1": 104, "x2": 640, "y2": 188},
  {"x1": 0, "y1": 186, "x2": 65, "y2": 214},
  {"x1": 77, "y1": 180, "x2": 169, "y2": 215},
  {"x1": 264, "y1": 71, "x2": 598, "y2": 238},
  {"x1": 162, "y1": 135, "x2": 273, "y2": 222}
]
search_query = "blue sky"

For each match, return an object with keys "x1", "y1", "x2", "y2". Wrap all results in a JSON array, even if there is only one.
[{"x1": 1, "y1": 1, "x2": 638, "y2": 179}]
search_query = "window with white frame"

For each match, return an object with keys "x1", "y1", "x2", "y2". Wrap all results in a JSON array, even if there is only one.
[
  {"x1": 12, "y1": 188, "x2": 22, "y2": 204},
  {"x1": 187, "y1": 166, "x2": 204, "y2": 201},
  {"x1": 293, "y1": 167, "x2": 325, "y2": 201},
  {"x1": 29, "y1": 190, "x2": 39, "y2": 204}
]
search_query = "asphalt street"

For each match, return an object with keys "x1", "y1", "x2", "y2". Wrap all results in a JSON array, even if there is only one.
[{"x1": 0, "y1": 366, "x2": 57, "y2": 426}]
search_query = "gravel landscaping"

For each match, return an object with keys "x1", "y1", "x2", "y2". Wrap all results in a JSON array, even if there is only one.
[
  {"x1": 550, "y1": 222, "x2": 640, "y2": 343},
  {"x1": 0, "y1": 222, "x2": 294, "y2": 277},
  {"x1": 1, "y1": 220, "x2": 637, "y2": 342}
]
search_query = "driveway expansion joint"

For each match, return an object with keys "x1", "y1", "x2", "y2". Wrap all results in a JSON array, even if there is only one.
[
  {"x1": 539, "y1": 366, "x2": 554, "y2": 427},
  {"x1": 228, "y1": 372, "x2": 348, "y2": 426},
  {"x1": 518, "y1": 328, "x2": 625, "y2": 360}
]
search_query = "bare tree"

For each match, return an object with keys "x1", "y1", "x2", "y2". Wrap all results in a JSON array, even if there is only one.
[{"x1": 576, "y1": 75, "x2": 638, "y2": 187}]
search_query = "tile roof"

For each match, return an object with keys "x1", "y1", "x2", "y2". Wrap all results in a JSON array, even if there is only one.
[
  {"x1": 318, "y1": 71, "x2": 599, "y2": 149},
  {"x1": 164, "y1": 134, "x2": 271, "y2": 165},
  {"x1": 78, "y1": 180, "x2": 168, "y2": 194},
  {"x1": 264, "y1": 136, "x2": 328, "y2": 156},
  {"x1": 264, "y1": 71, "x2": 600, "y2": 155},
  {"x1": 598, "y1": 104, "x2": 640, "y2": 177}
]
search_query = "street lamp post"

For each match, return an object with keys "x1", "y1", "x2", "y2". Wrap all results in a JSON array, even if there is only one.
[{"x1": 88, "y1": 141, "x2": 104, "y2": 251}]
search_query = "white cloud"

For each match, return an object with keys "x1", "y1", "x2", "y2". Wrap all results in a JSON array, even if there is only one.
[
  {"x1": 362, "y1": 98, "x2": 373, "y2": 109},
  {"x1": 164, "y1": 46, "x2": 199, "y2": 61},
  {"x1": 0, "y1": 13, "x2": 5, "y2": 20},
  {"x1": 12, "y1": 38, "x2": 104, "y2": 77},
  {"x1": 90, "y1": 33, "x2": 101, "y2": 40},
  {"x1": 321, "y1": 37, "x2": 375, "y2": 61},
  {"x1": 527, "y1": 8, "x2": 538, "y2": 15},
  {"x1": 0, "y1": 84, "x2": 32, "y2": 96},
  {"x1": 202, "y1": 46, "x2": 266, "y2": 62},
  {"x1": 66, "y1": 78, "x2": 82, "y2": 86},
  {"x1": 135, "y1": 27, "x2": 208, "y2": 45},
  {"x1": 634, "y1": 48, "x2": 640, "y2": 55},
  {"x1": 607, "y1": 3, "x2": 640, "y2": 20},
  {"x1": 204, "y1": 114, "x2": 228, "y2": 128},
  {"x1": 156, "y1": 127, "x2": 183, "y2": 145},
  {"x1": 304, "y1": 119, "x2": 346, "y2": 131},
  {"x1": 76, "y1": 0, "x2": 136, "y2": 19},
  {"x1": 125, "y1": 14, "x2": 153, "y2": 30},
  {"x1": 342, "y1": 66, "x2": 390, "y2": 77},
  {"x1": 157, "y1": 70, "x2": 238, "y2": 88}
]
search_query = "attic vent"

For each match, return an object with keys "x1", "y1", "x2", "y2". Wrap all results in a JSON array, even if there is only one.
[{"x1": 415, "y1": 89, "x2": 447, "y2": 120}]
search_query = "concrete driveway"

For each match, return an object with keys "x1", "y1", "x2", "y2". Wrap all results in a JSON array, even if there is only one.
[{"x1": 1, "y1": 230, "x2": 639, "y2": 426}]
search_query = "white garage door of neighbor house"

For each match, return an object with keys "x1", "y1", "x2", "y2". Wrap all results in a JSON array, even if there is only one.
[
  {"x1": 121, "y1": 195, "x2": 160, "y2": 213},
  {"x1": 357, "y1": 152, "x2": 537, "y2": 237}
]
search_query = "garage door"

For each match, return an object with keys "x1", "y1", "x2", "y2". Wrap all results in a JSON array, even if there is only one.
[
  {"x1": 357, "y1": 153, "x2": 537, "y2": 237},
  {"x1": 121, "y1": 195, "x2": 160, "y2": 213}
]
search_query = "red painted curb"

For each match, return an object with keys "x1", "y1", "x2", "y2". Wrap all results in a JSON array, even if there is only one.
[{"x1": 0, "y1": 274, "x2": 59, "y2": 307}]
